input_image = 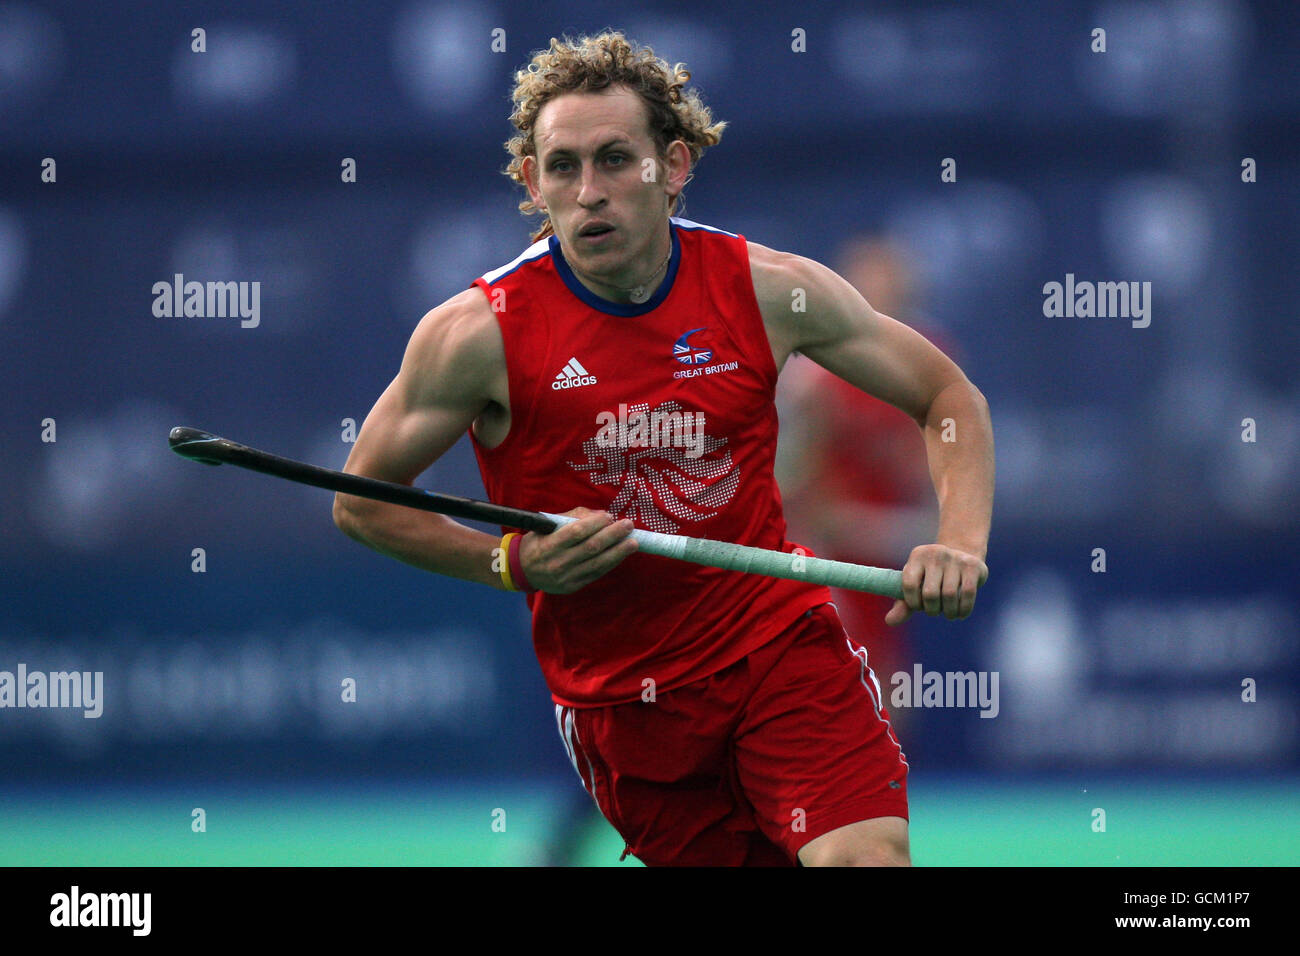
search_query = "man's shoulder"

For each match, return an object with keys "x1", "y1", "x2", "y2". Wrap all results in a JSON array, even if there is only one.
[
  {"x1": 407, "y1": 287, "x2": 503, "y2": 372},
  {"x1": 477, "y1": 234, "x2": 555, "y2": 287},
  {"x1": 670, "y1": 216, "x2": 742, "y2": 240},
  {"x1": 666, "y1": 218, "x2": 813, "y2": 307},
  {"x1": 745, "y1": 240, "x2": 825, "y2": 315}
]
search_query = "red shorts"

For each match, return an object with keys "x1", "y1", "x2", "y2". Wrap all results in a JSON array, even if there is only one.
[{"x1": 553, "y1": 602, "x2": 909, "y2": 866}]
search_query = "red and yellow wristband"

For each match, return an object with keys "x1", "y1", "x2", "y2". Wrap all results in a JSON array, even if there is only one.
[{"x1": 499, "y1": 532, "x2": 535, "y2": 593}]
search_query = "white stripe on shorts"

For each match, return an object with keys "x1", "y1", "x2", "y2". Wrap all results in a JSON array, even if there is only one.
[
  {"x1": 555, "y1": 704, "x2": 605, "y2": 810},
  {"x1": 827, "y1": 602, "x2": 910, "y2": 771}
]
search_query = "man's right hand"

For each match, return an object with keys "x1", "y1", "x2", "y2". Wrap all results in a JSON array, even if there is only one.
[{"x1": 519, "y1": 507, "x2": 639, "y2": 594}]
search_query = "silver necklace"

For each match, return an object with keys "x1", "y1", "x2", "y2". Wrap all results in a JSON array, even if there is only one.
[{"x1": 626, "y1": 248, "x2": 672, "y2": 304}]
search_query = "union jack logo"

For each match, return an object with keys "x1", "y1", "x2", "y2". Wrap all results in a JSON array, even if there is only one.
[{"x1": 673, "y1": 327, "x2": 713, "y2": 365}]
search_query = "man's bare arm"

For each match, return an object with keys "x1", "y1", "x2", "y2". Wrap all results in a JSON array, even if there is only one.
[
  {"x1": 751, "y1": 241, "x2": 994, "y2": 622},
  {"x1": 332, "y1": 289, "x2": 514, "y2": 587},
  {"x1": 333, "y1": 288, "x2": 637, "y2": 592}
]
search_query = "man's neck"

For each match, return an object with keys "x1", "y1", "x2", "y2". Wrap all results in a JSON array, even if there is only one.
[{"x1": 565, "y1": 224, "x2": 673, "y2": 305}]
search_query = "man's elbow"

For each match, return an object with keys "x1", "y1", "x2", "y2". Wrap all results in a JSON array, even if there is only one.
[
  {"x1": 966, "y1": 380, "x2": 991, "y2": 417},
  {"x1": 915, "y1": 376, "x2": 987, "y2": 428},
  {"x1": 332, "y1": 493, "x2": 363, "y2": 539}
]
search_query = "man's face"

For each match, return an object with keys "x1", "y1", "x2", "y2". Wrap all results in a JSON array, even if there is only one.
[{"x1": 524, "y1": 86, "x2": 684, "y2": 278}]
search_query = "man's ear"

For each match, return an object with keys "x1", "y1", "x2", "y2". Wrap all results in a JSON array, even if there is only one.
[
  {"x1": 664, "y1": 140, "x2": 692, "y2": 201},
  {"x1": 521, "y1": 154, "x2": 545, "y2": 210}
]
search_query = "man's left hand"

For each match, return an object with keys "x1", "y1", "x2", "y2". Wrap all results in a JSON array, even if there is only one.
[{"x1": 885, "y1": 543, "x2": 988, "y2": 625}]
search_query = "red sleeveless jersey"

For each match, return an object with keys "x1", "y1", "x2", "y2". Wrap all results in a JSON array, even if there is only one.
[{"x1": 469, "y1": 217, "x2": 832, "y2": 707}]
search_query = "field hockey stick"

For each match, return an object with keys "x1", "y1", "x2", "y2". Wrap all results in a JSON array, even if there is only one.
[{"x1": 168, "y1": 426, "x2": 904, "y2": 598}]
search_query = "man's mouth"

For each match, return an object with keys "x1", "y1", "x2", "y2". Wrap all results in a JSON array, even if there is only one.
[{"x1": 578, "y1": 222, "x2": 615, "y2": 239}]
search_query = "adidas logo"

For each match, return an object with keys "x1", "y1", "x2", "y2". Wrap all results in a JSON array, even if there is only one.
[{"x1": 552, "y1": 357, "x2": 597, "y2": 390}]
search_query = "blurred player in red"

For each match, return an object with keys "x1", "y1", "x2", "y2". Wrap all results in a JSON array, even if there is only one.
[
  {"x1": 778, "y1": 237, "x2": 952, "y2": 730},
  {"x1": 334, "y1": 32, "x2": 993, "y2": 866}
]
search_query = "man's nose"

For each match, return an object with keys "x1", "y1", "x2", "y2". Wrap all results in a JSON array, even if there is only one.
[{"x1": 576, "y1": 163, "x2": 606, "y2": 207}]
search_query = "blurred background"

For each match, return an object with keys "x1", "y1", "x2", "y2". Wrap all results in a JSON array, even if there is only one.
[{"x1": 1, "y1": 0, "x2": 1297, "y2": 865}]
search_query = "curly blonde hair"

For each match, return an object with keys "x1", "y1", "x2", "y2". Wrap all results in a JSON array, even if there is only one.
[{"x1": 504, "y1": 31, "x2": 726, "y2": 241}]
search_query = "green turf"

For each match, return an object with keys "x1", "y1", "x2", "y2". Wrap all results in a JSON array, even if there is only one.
[
  {"x1": 907, "y1": 779, "x2": 1300, "y2": 866},
  {"x1": 572, "y1": 778, "x2": 1300, "y2": 866},
  {"x1": 0, "y1": 784, "x2": 564, "y2": 866},
  {"x1": 2, "y1": 778, "x2": 1295, "y2": 866}
]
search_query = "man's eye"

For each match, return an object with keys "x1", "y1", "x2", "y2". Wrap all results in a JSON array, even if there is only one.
[
  {"x1": 550, "y1": 160, "x2": 572, "y2": 173},
  {"x1": 606, "y1": 154, "x2": 626, "y2": 165}
]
